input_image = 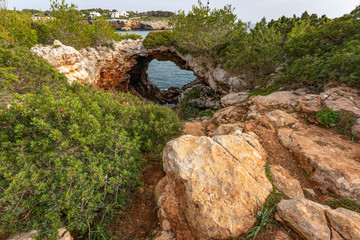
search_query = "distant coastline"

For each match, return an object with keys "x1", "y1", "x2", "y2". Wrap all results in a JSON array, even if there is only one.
[{"x1": 107, "y1": 19, "x2": 170, "y2": 31}]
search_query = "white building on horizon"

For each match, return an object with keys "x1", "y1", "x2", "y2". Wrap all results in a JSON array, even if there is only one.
[
  {"x1": 89, "y1": 11, "x2": 101, "y2": 18},
  {"x1": 110, "y1": 10, "x2": 129, "y2": 18}
]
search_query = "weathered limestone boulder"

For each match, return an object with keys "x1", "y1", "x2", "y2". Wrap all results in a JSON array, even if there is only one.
[
  {"x1": 270, "y1": 165, "x2": 304, "y2": 199},
  {"x1": 277, "y1": 198, "x2": 332, "y2": 240},
  {"x1": 321, "y1": 86, "x2": 360, "y2": 117},
  {"x1": 296, "y1": 94, "x2": 322, "y2": 114},
  {"x1": 277, "y1": 126, "x2": 360, "y2": 203},
  {"x1": 159, "y1": 133, "x2": 272, "y2": 239},
  {"x1": 325, "y1": 208, "x2": 360, "y2": 240},
  {"x1": 8, "y1": 228, "x2": 72, "y2": 240},
  {"x1": 220, "y1": 91, "x2": 249, "y2": 107},
  {"x1": 211, "y1": 106, "x2": 245, "y2": 125},
  {"x1": 210, "y1": 123, "x2": 244, "y2": 136},
  {"x1": 266, "y1": 110, "x2": 298, "y2": 129},
  {"x1": 249, "y1": 91, "x2": 300, "y2": 112},
  {"x1": 277, "y1": 198, "x2": 360, "y2": 240},
  {"x1": 296, "y1": 86, "x2": 360, "y2": 119}
]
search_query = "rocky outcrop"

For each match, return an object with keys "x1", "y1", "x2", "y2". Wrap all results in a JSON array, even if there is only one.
[
  {"x1": 220, "y1": 91, "x2": 249, "y2": 107},
  {"x1": 277, "y1": 126, "x2": 360, "y2": 203},
  {"x1": 32, "y1": 40, "x2": 251, "y2": 104},
  {"x1": 157, "y1": 133, "x2": 272, "y2": 239},
  {"x1": 277, "y1": 198, "x2": 360, "y2": 240},
  {"x1": 108, "y1": 19, "x2": 170, "y2": 30},
  {"x1": 277, "y1": 198, "x2": 332, "y2": 240}
]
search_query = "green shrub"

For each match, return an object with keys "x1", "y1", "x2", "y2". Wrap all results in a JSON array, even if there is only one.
[
  {"x1": 143, "y1": 31, "x2": 174, "y2": 49},
  {"x1": 282, "y1": 10, "x2": 360, "y2": 90},
  {"x1": 316, "y1": 108, "x2": 340, "y2": 126},
  {"x1": 0, "y1": 84, "x2": 183, "y2": 239},
  {"x1": 170, "y1": 2, "x2": 239, "y2": 57},
  {"x1": 223, "y1": 20, "x2": 283, "y2": 84},
  {"x1": 0, "y1": 9, "x2": 37, "y2": 47},
  {"x1": 316, "y1": 108, "x2": 356, "y2": 137},
  {"x1": 0, "y1": 40, "x2": 68, "y2": 95},
  {"x1": 32, "y1": 0, "x2": 141, "y2": 49},
  {"x1": 325, "y1": 198, "x2": 360, "y2": 213}
]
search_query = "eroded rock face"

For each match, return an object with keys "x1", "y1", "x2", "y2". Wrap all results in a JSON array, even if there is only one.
[
  {"x1": 158, "y1": 133, "x2": 272, "y2": 239},
  {"x1": 32, "y1": 40, "x2": 251, "y2": 104},
  {"x1": 326, "y1": 208, "x2": 360, "y2": 240},
  {"x1": 266, "y1": 110, "x2": 298, "y2": 129},
  {"x1": 270, "y1": 165, "x2": 304, "y2": 199},
  {"x1": 277, "y1": 126, "x2": 360, "y2": 203},
  {"x1": 220, "y1": 91, "x2": 249, "y2": 107},
  {"x1": 277, "y1": 198, "x2": 360, "y2": 240},
  {"x1": 277, "y1": 198, "x2": 332, "y2": 240}
]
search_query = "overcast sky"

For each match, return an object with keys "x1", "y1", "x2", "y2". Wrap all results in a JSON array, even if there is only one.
[{"x1": 7, "y1": 0, "x2": 359, "y2": 23}]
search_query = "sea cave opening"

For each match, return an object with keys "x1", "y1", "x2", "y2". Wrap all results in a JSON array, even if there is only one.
[
  {"x1": 147, "y1": 59, "x2": 196, "y2": 91},
  {"x1": 127, "y1": 51, "x2": 200, "y2": 105}
]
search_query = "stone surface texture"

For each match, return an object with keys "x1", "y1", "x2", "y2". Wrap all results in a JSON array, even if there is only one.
[
  {"x1": 277, "y1": 198, "x2": 332, "y2": 240},
  {"x1": 220, "y1": 92, "x2": 249, "y2": 107},
  {"x1": 277, "y1": 126, "x2": 360, "y2": 203},
  {"x1": 277, "y1": 198, "x2": 360, "y2": 240},
  {"x1": 157, "y1": 133, "x2": 272, "y2": 239},
  {"x1": 270, "y1": 165, "x2": 304, "y2": 199}
]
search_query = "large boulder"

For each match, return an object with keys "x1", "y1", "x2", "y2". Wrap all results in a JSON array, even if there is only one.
[
  {"x1": 159, "y1": 133, "x2": 272, "y2": 239},
  {"x1": 277, "y1": 126, "x2": 360, "y2": 203}
]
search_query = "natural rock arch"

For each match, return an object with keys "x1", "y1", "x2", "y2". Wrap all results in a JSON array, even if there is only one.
[
  {"x1": 126, "y1": 49, "x2": 199, "y2": 104},
  {"x1": 31, "y1": 39, "x2": 250, "y2": 104}
]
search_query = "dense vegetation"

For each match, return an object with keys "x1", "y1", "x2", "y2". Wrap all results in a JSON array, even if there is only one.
[
  {"x1": 0, "y1": 1, "x2": 183, "y2": 238},
  {"x1": 144, "y1": 3, "x2": 360, "y2": 90}
]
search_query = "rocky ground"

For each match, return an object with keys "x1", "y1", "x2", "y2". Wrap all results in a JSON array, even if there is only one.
[
  {"x1": 164, "y1": 84, "x2": 360, "y2": 240},
  {"x1": 10, "y1": 40, "x2": 360, "y2": 240},
  {"x1": 5, "y1": 85, "x2": 360, "y2": 240}
]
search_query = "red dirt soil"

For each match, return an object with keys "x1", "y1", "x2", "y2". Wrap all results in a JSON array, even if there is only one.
[{"x1": 108, "y1": 161, "x2": 165, "y2": 240}]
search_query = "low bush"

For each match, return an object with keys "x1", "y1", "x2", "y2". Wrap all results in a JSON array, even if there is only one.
[
  {"x1": 316, "y1": 108, "x2": 340, "y2": 126},
  {"x1": 177, "y1": 86, "x2": 219, "y2": 120},
  {"x1": 0, "y1": 84, "x2": 183, "y2": 239},
  {"x1": 32, "y1": 0, "x2": 141, "y2": 49},
  {"x1": 143, "y1": 31, "x2": 174, "y2": 49},
  {"x1": 0, "y1": 40, "x2": 68, "y2": 105},
  {"x1": 316, "y1": 108, "x2": 356, "y2": 137},
  {"x1": 0, "y1": 8, "x2": 37, "y2": 47}
]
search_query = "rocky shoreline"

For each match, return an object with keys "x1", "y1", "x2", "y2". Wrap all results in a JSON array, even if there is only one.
[{"x1": 107, "y1": 19, "x2": 170, "y2": 31}]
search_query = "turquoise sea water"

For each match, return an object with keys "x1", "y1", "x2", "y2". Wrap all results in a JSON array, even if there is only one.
[{"x1": 117, "y1": 30, "x2": 196, "y2": 90}]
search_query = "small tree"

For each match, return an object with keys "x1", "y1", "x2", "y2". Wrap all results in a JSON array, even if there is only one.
[{"x1": 170, "y1": 0, "x2": 240, "y2": 57}]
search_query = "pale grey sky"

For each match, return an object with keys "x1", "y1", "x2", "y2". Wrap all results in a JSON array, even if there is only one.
[{"x1": 7, "y1": 0, "x2": 360, "y2": 23}]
